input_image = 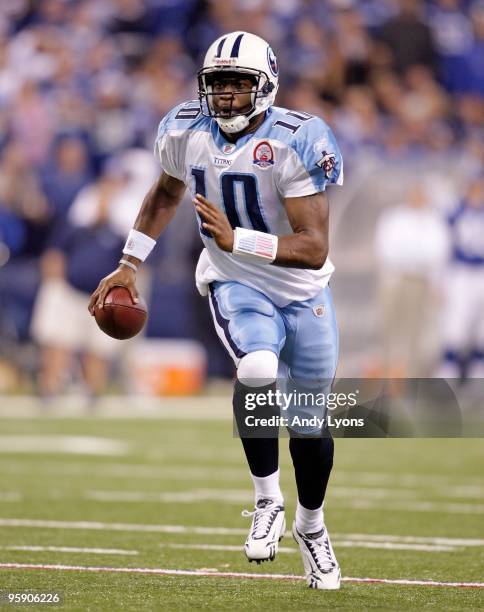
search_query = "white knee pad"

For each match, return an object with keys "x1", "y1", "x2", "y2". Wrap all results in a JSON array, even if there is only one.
[{"x1": 237, "y1": 350, "x2": 278, "y2": 387}]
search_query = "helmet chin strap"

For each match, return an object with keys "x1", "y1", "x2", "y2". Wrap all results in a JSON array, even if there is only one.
[
  {"x1": 215, "y1": 114, "x2": 250, "y2": 134},
  {"x1": 215, "y1": 104, "x2": 263, "y2": 134}
]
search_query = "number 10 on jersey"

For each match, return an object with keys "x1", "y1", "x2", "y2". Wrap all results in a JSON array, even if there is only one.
[{"x1": 191, "y1": 168, "x2": 269, "y2": 238}]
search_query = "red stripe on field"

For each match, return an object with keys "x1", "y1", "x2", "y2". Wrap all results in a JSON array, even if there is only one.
[{"x1": 0, "y1": 563, "x2": 482, "y2": 588}]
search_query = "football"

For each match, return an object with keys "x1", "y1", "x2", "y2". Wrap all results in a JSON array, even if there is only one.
[{"x1": 95, "y1": 286, "x2": 147, "y2": 340}]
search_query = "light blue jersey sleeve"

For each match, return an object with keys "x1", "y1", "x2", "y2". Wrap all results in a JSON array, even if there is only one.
[
  {"x1": 154, "y1": 100, "x2": 204, "y2": 182},
  {"x1": 277, "y1": 117, "x2": 343, "y2": 198}
]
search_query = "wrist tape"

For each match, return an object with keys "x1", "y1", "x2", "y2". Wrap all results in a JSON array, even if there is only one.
[
  {"x1": 232, "y1": 227, "x2": 278, "y2": 264},
  {"x1": 123, "y1": 229, "x2": 156, "y2": 262}
]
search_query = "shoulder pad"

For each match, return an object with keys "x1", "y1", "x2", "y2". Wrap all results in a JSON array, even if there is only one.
[{"x1": 157, "y1": 100, "x2": 210, "y2": 139}]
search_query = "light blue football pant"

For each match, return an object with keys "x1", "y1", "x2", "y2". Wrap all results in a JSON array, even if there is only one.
[{"x1": 208, "y1": 281, "x2": 339, "y2": 434}]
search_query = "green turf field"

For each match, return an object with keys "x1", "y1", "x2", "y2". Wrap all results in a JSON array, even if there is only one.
[{"x1": 0, "y1": 399, "x2": 483, "y2": 610}]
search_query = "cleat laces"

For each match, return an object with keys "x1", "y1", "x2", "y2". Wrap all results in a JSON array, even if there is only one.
[
  {"x1": 242, "y1": 498, "x2": 282, "y2": 540},
  {"x1": 304, "y1": 528, "x2": 336, "y2": 573}
]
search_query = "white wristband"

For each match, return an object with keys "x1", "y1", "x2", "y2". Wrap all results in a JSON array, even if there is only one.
[
  {"x1": 232, "y1": 227, "x2": 278, "y2": 264},
  {"x1": 123, "y1": 229, "x2": 156, "y2": 262}
]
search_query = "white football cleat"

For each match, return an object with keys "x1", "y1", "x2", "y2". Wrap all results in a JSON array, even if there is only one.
[
  {"x1": 292, "y1": 521, "x2": 341, "y2": 589},
  {"x1": 242, "y1": 497, "x2": 286, "y2": 564}
]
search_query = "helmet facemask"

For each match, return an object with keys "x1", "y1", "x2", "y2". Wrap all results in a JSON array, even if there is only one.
[{"x1": 198, "y1": 67, "x2": 275, "y2": 133}]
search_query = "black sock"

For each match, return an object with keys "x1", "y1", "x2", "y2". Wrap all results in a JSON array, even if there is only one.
[
  {"x1": 239, "y1": 437, "x2": 279, "y2": 477},
  {"x1": 233, "y1": 380, "x2": 279, "y2": 477},
  {"x1": 289, "y1": 434, "x2": 334, "y2": 509}
]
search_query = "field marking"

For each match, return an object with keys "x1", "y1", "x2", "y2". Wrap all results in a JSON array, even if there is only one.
[
  {"x1": 85, "y1": 487, "x2": 418, "y2": 504},
  {"x1": 3, "y1": 458, "x2": 484, "y2": 499},
  {"x1": 331, "y1": 487, "x2": 419, "y2": 499},
  {"x1": 2, "y1": 546, "x2": 138, "y2": 555},
  {"x1": 165, "y1": 543, "x2": 298, "y2": 554},
  {"x1": 82, "y1": 488, "x2": 484, "y2": 513},
  {"x1": 0, "y1": 493, "x2": 22, "y2": 502},
  {"x1": 3, "y1": 462, "x2": 484, "y2": 491},
  {"x1": 163, "y1": 541, "x2": 456, "y2": 553},
  {"x1": 3, "y1": 463, "x2": 484, "y2": 504},
  {"x1": 333, "y1": 485, "x2": 484, "y2": 500},
  {"x1": 85, "y1": 489, "x2": 252, "y2": 504},
  {"x1": 340, "y1": 498, "x2": 484, "y2": 515},
  {"x1": 0, "y1": 462, "x2": 250, "y2": 482},
  {"x1": 322, "y1": 541, "x2": 456, "y2": 552},
  {"x1": 0, "y1": 518, "x2": 248, "y2": 536},
  {"x1": 0, "y1": 563, "x2": 483, "y2": 588},
  {"x1": 0, "y1": 519, "x2": 483, "y2": 548},
  {"x1": 335, "y1": 471, "x2": 484, "y2": 488},
  {"x1": 0, "y1": 436, "x2": 129, "y2": 456},
  {"x1": 0, "y1": 397, "x2": 232, "y2": 420},
  {"x1": 340, "y1": 533, "x2": 484, "y2": 547}
]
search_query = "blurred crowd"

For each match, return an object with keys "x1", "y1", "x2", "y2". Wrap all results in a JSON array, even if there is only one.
[{"x1": 0, "y1": 0, "x2": 482, "y2": 395}]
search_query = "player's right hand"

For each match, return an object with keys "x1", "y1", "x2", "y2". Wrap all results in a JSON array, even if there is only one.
[{"x1": 88, "y1": 267, "x2": 139, "y2": 315}]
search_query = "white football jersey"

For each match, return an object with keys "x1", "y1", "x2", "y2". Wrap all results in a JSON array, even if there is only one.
[{"x1": 154, "y1": 101, "x2": 343, "y2": 307}]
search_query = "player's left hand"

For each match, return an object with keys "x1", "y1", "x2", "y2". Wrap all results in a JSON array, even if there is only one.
[{"x1": 194, "y1": 193, "x2": 234, "y2": 252}]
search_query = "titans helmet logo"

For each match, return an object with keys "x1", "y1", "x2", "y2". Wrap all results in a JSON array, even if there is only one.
[{"x1": 267, "y1": 46, "x2": 278, "y2": 76}]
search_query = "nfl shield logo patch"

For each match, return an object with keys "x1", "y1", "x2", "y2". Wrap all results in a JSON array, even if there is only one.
[{"x1": 313, "y1": 305, "x2": 325, "y2": 317}]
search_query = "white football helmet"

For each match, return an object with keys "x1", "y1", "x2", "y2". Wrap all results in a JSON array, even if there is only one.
[{"x1": 197, "y1": 31, "x2": 279, "y2": 133}]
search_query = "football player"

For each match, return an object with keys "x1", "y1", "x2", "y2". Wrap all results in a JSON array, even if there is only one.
[
  {"x1": 439, "y1": 175, "x2": 484, "y2": 379},
  {"x1": 89, "y1": 31, "x2": 343, "y2": 589}
]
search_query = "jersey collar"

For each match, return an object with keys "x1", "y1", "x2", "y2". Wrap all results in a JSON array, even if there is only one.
[{"x1": 211, "y1": 108, "x2": 273, "y2": 154}]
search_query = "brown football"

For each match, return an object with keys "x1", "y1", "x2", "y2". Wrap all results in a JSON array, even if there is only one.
[{"x1": 95, "y1": 286, "x2": 147, "y2": 340}]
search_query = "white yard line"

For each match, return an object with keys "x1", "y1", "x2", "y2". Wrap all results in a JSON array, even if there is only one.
[
  {"x1": 2, "y1": 546, "x2": 138, "y2": 555},
  {"x1": 85, "y1": 489, "x2": 252, "y2": 504},
  {"x1": 3, "y1": 460, "x2": 484, "y2": 500},
  {"x1": 2, "y1": 462, "x2": 483, "y2": 491},
  {"x1": 165, "y1": 543, "x2": 298, "y2": 554},
  {"x1": 337, "y1": 533, "x2": 484, "y2": 546},
  {"x1": 0, "y1": 518, "x2": 248, "y2": 536},
  {"x1": 0, "y1": 563, "x2": 482, "y2": 588},
  {"x1": 0, "y1": 436, "x2": 129, "y2": 456},
  {"x1": 163, "y1": 541, "x2": 456, "y2": 553},
  {"x1": 337, "y1": 498, "x2": 484, "y2": 514},
  {"x1": 330, "y1": 486, "x2": 419, "y2": 499},
  {"x1": 333, "y1": 485, "x2": 484, "y2": 500},
  {"x1": 334, "y1": 471, "x2": 484, "y2": 488},
  {"x1": 0, "y1": 397, "x2": 232, "y2": 420},
  {"x1": 82, "y1": 489, "x2": 484, "y2": 513},
  {"x1": 0, "y1": 493, "x2": 21, "y2": 502},
  {"x1": 0, "y1": 462, "x2": 251, "y2": 482},
  {"x1": 332, "y1": 541, "x2": 456, "y2": 552},
  {"x1": 0, "y1": 519, "x2": 483, "y2": 547}
]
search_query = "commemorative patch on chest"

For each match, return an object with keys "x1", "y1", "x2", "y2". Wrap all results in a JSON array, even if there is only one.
[{"x1": 253, "y1": 141, "x2": 274, "y2": 169}]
